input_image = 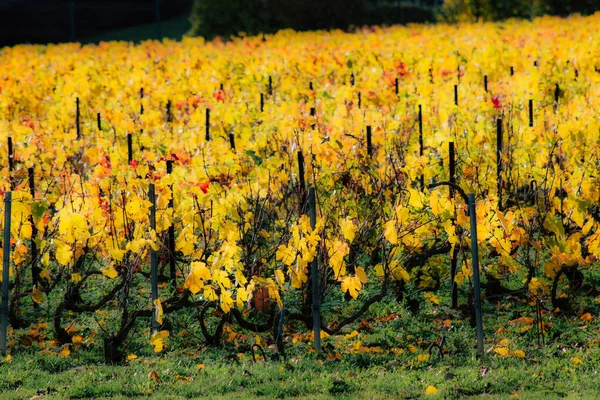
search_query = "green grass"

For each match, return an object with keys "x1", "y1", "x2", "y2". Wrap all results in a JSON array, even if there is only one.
[
  {"x1": 1, "y1": 347, "x2": 600, "y2": 399},
  {"x1": 3, "y1": 292, "x2": 600, "y2": 399}
]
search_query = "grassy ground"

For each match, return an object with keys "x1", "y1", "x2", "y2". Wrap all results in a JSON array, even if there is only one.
[
  {"x1": 2, "y1": 292, "x2": 600, "y2": 399},
  {"x1": 2, "y1": 346, "x2": 600, "y2": 399}
]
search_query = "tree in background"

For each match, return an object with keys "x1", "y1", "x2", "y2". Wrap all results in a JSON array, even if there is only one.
[
  {"x1": 188, "y1": 0, "x2": 435, "y2": 39},
  {"x1": 439, "y1": 0, "x2": 599, "y2": 22}
]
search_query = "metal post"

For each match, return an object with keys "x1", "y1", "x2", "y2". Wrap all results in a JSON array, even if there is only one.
[
  {"x1": 418, "y1": 105, "x2": 424, "y2": 190},
  {"x1": 149, "y1": 184, "x2": 159, "y2": 333},
  {"x1": 166, "y1": 161, "x2": 176, "y2": 287},
  {"x1": 140, "y1": 88, "x2": 145, "y2": 116},
  {"x1": 366, "y1": 126, "x2": 373, "y2": 158},
  {"x1": 297, "y1": 151, "x2": 306, "y2": 214},
  {"x1": 205, "y1": 108, "x2": 210, "y2": 141},
  {"x1": 468, "y1": 193, "x2": 484, "y2": 356},
  {"x1": 76, "y1": 97, "x2": 80, "y2": 139},
  {"x1": 308, "y1": 187, "x2": 321, "y2": 354},
  {"x1": 449, "y1": 142, "x2": 458, "y2": 309},
  {"x1": 496, "y1": 118, "x2": 503, "y2": 210},
  {"x1": 7, "y1": 137, "x2": 13, "y2": 191},
  {"x1": 127, "y1": 133, "x2": 133, "y2": 164},
  {"x1": 529, "y1": 99, "x2": 533, "y2": 128},
  {"x1": 454, "y1": 84, "x2": 458, "y2": 106},
  {"x1": 28, "y1": 168, "x2": 39, "y2": 288},
  {"x1": 1, "y1": 192, "x2": 12, "y2": 355}
]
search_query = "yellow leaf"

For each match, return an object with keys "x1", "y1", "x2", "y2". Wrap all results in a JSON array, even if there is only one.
[
  {"x1": 572, "y1": 357, "x2": 583, "y2": 365},
  {"x1": 384, "y1": 220, "x2": 398, "y2": 244},
  {"x1": 344, "y1": 330, "x2": 359, "y2": 339},
  {"x1": 126, "y1": 354, "x2": 138, "y2": 362},
  {"x1": 154, "y1": 298, "x2": 164, "y2": 325},
  {"x1": 408, "y1": 188, "x2": 423, "y2": 208},
  {"x1": 255, "y1": 335, "x2": 261, "y2": 346},
  {"x1": 340, "y1": 218, "x2": 357, "y2": 242},
  {"x1": 494, "y1": 347, "x2": 510, "y2": 357},
  {"x1": 275, "y1": 270, "x2": 285, "y2": 286},
  {"x1": 185, "y1": 261, "x2": 211, "y2": 295},
  {"x1": 102, "y1": 264, "x2": 118, "y2": 279},
  {"x1": 425, "y1": 385, "x2": 438, "y2": 395},
  {"x1": 197, "y1": 363, "x2": 206, "y2": 371},
  {"x1": 424, "y1": 293, "x2": 440, "y2": 305},
  {"x1": 71, "y1": 273, "x2": 82, "y2": 283},
  {"x1": 5, "y1": 354, "x2": 12, "y2": 362},
  {"x1": 150, "y1": 330, "x2": 169, "y2": 353},
  {"x1": 32, "y1": 286, "x2": 44, "y2": 304},
  {"x1": 340, "y1": 276, "x2": 362, "y2": 299},
  {"x1": 59, "y1": 346, "x2": 71, "y2": 359},
  {"x1": 374, "y1": 263, "x2": 384, "y2": 277},
  {"x1": 55, "y1": 244, "x2": 73, "y2": 266},
  {"x1": 512, "y1": 350, "x2": 525, "y2": 358},
  {"x1": 355, "y1": 267, "x2": 367, "y2": 284}
]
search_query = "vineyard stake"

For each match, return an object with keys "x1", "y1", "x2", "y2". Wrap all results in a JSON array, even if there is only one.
[
  {"x1": 308, "y1": 187, "x2": 321, "y2": 354},
  {"x1": 418, "y1": 105, "x2": 424, "y2": 190},
  {"x1": 510, "y1": 66, "x2": 514, "y2": 76},
  {"x1": 468, "y1": 192, "x2": 484, "y2": 356},
  {"x1": 140, "y1": 88, "x2": 144, "y2": 116},
  {"x1": 395, "y1": 78, "x2": 399, "y2": 95},
  {"x1": 454, "y1": 85, "x2": 458, "y2": 106},
  {"x1": 76, "y1": 97, "x2": 80, "y2": 139},
  {"x1": 166, "y1": 100, "x2": 172, "y2": 123},
  {"x1": 529, "y1": 99, "x2": 534, "y2": 128},
  {"x1": 428, "y1": 182, "x2": 484, "y2": 357},
  {"x1": 260, "y1": 93, "x2": 264, "y2": 112},
  {"x1": 127, "y1": 133, "x2": 133, "y2": 164},
  {"x1": 310, "y1": 107, "x2": 316, "y2": 130},
  {"x1": 449, "y1": 142, "x2": 458, "y2": 309},
  {"x1": 350, "y1": 72, "x2": 355, "y2": 87},
  {"x1": 97, "y1": 112, "x2": 102, "y2": 131},
  {"x1": 28, "y1": 168, "x2": 40, "y2": 289},
  {"x1": 268, "y1": 76, "x2": 273, "y2": 96},
  {"x1": 496, "y1": 118, "x2": 503, "y2": 210},
  {"x1": 358, "y1": 92, "x2": 362, "y2": 109},
  {"x1": 205, "y1": 108, "x2": 210, "y2": 141},
  {"x1": 7, "y1": 137, "x2": 13, "y2": 190},
  {"x1": 554, "y1": 83, "x2": 560, "y2": 104},
  {"x1": 297, "y1": 151, "x2": 306, "y2": 214},
  {"x1": 166, "y1": 160, "x2": 176, "y2": 287},
  {"x1": 229, "y1": 132, "x2": 235, "y2": 150},
  {"x1": 149, "y1": 184, "x2": 159, "y2": 333},
  {"x1": 484, "y1": 75, "x2": 488, "y2": 92},
  {"x1": 366, "y1": 125, "x2": 373, "y2": 158},
  {"x1": 1, "y1": 192, "x2": 12, "y2": 355}
]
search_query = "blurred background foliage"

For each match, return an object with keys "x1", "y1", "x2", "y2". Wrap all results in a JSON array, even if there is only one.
[{"x1": 189, "y1": 0, "x2": 600, "y2": 39}]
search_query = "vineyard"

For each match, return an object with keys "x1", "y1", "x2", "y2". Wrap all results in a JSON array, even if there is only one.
[{"x1": 0, "y1": 12, "x2": 600, "y2": 380}]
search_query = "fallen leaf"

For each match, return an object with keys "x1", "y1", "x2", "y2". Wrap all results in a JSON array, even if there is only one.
[
  {"x1": 148, "y1": 370, "x2": 161, "y2": 383},
  {"x1": 425, "y1": 385, "x2": 438, "y2": 395},
  {"x1": 59, "y1": 346, "x2": 71, "y2": 359}
]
